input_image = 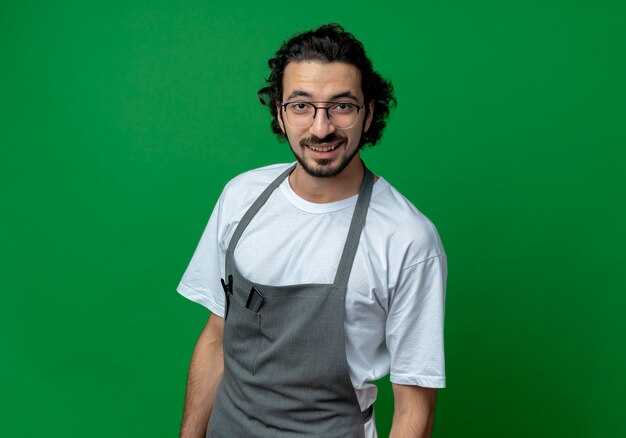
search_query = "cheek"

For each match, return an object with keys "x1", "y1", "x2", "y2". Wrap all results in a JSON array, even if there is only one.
[
  {"x1": 346, "y1": 127, "x2": 363, "y2": 146},
  {"x1": 284, "y1": 128, "x2": 302, "y2": 148},
  {"x1": 285, "y1": 125, "x2": 307, "y2": 140}
]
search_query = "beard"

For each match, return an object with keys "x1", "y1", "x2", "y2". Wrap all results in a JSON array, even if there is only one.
[{"x1": 290, "y1": 132, "x2": 360, "y2": 178}]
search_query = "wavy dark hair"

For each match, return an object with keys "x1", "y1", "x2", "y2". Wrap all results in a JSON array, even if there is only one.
[{"x1": 258, "y1": 23, "x2": 396, "y2": 148}]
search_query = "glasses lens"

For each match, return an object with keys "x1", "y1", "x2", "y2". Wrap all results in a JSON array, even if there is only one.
[
  {"x1": 328, "y1": 103, "x2": 358, "y2": 129},
  {"x1": 284, "y1": 103, "x2": 358, "y2": 128},
  {"x1": 284, "y1": 103, "x2": 315, "y2": 128}
]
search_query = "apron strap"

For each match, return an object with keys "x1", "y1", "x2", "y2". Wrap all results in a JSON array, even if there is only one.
[
  {"x1": 333, "y1": 165, "x2": 374, "y2": 289},
  {"x1": 225, "y1": 164, "x2": 296, "y2": 276}
]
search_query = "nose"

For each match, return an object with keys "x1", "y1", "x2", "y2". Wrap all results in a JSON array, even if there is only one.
[{"x1": 308, "y1": 108, "x2": 336, "y2": 139}]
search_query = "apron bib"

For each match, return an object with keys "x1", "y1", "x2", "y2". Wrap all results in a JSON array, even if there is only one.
[{"x1": 208, "y1": 164, "x2": 374, "y2": 438}]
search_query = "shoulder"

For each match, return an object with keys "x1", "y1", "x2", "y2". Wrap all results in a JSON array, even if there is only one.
[
  {"x1": 219, "y1": 162, "x2": 293, "y2": 211},
  {"x1": 224, "y1": 162, "x2": 293, "y2": 192},
  {"x1": 368, "y1": 178, "x2": 445, "y2": 267}
]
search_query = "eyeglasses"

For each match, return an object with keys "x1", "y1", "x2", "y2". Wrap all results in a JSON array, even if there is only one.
[{"x1": 280, "y1": 101, "x2": 365, "y2": 129}]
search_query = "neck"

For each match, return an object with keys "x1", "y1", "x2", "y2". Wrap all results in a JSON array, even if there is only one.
[{"x1": 289, "y1": 156, "x2": 365, "y2": 203}]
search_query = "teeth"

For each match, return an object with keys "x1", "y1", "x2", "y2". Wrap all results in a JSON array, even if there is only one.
[{"x1": 309, "y1": 144, "x2": 339, "y2": 152}]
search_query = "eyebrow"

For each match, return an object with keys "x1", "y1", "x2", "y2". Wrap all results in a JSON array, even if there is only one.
[
  {"x1": 286, "y1": 90, "x2": 313, "y2": 100},
  {"x1": 285, "y1": 89, "x2": 360, "y2": 102},
  {"x1": 330, "y1": 91, "x2": 360, "y2": 102}
]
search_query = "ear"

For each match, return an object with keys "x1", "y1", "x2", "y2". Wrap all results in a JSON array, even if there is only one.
[
  {"x1": 363, "y1": 100, "x2": 375, "y2": 133},
  {"x1": 276, "y1": 101, "x2": 286, "y2": 133}
]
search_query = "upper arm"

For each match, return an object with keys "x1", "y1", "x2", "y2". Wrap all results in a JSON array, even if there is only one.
[
  {"x1": 392, "y1": 383, "x2": 438, "y2": 413},
  {"x1": 200, "y1": 313, "x2": 224, "y2": 346}
]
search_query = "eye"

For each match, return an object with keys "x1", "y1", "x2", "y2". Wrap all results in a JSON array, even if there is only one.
[
  {"x1": 288, "y1": 102, "x2": 312, "y2": 113},
  {"x1": 331, "y1": 103, "x2": 355, "y2": 113}
]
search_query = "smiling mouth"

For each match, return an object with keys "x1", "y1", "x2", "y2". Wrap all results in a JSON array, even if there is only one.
[{"x1": 307, "y1": 142, "x2": 341, "y2": 152}]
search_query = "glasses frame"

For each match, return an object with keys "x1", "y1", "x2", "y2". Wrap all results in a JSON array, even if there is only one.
[{"x1": 280, "y1": 101, "x2": 366, "y2": 129}]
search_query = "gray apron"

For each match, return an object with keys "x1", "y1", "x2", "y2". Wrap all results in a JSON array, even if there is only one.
[{"x1": 207, "y1": 164, "x2": 374, "y2": 438}]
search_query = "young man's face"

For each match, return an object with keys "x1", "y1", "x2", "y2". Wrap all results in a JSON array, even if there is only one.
[{"x1": 277, "y1": 61, "x2": 373, "y2": 178}]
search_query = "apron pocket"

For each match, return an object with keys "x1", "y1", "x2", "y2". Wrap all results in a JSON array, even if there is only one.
[{"x1": 223, "y1": 292, "x2": 262, "y2": 375}]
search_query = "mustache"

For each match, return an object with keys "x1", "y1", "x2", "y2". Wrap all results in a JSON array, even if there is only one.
[{"x1": 299, "y1": 133, "x2": 347, "y2": 147}]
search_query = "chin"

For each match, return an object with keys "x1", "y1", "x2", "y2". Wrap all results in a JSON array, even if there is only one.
[{"x1": 298, "y1": 156, "x2": 353, "y2": 178}]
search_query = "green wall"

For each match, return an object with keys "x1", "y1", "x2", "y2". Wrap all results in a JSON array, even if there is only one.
[{"x1": 2, "y1": 1, "x2": 625, "y2": 436}]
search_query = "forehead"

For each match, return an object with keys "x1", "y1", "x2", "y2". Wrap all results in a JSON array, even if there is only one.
[{"x1": 282, "y1": 61, "x2": 363, "y2": 100}]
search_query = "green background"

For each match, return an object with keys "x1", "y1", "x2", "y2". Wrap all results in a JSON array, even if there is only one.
[{"x1": 2, "y1": 1, "x2": 625, "y2": 436}]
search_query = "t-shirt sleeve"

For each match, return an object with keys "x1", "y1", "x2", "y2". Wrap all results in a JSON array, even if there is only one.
[
  {"x1": 386, "y1": 254, "x2": 447, "y2": 388},
  {"x1": 176, "y1": 193, "x2": 227, "y2": 317}
]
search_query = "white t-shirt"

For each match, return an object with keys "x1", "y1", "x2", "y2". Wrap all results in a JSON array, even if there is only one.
[{"x1": 178, "y1": 163, "x2": 447, "y2": 436}]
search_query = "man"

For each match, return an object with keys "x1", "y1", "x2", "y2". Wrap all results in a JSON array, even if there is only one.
[{"x1": 178, "y1": 24, "x2": 446, "y2": 438}]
